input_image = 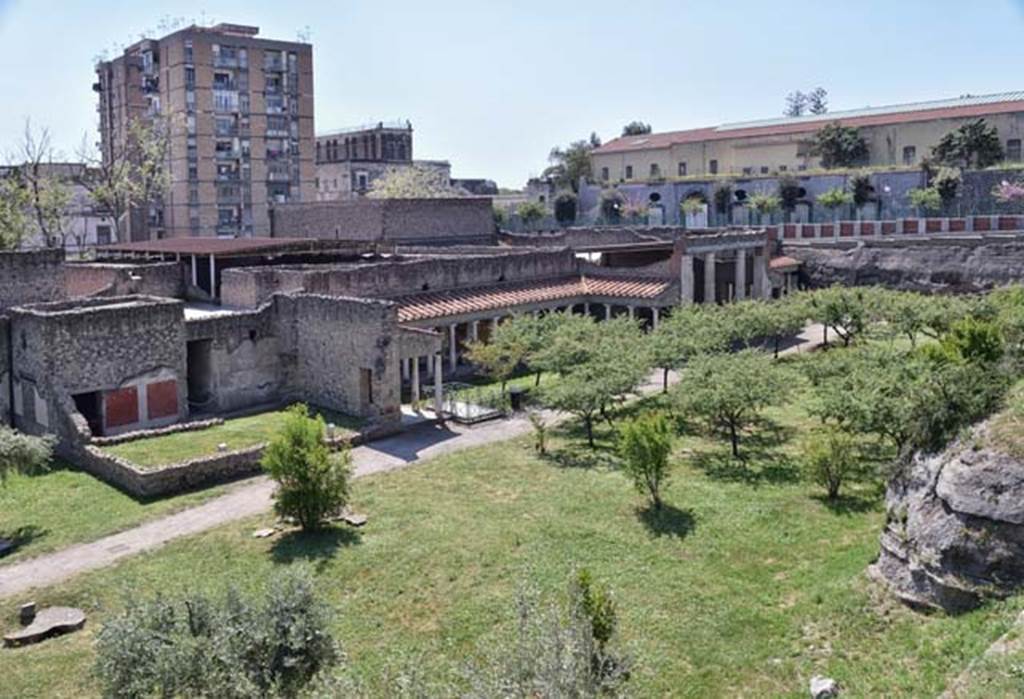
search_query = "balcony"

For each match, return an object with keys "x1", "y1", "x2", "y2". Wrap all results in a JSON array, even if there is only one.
[{"x1": 215, "y1": 149, "x2": 242, "y2": 161}]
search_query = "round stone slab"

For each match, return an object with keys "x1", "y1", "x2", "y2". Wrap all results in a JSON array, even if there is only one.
[{"x1": 3, "y1": 607, "x2": 86, "y2": 647}]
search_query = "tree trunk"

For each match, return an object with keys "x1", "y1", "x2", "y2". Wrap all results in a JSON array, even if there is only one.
[
  {"x1": 729, "y1": 423, "x2": 739, "y2": 457},
  {"x1": 663, "y1": 367, "x2": 670, "y2": 392},
  {"x1": 585, "y1": 415, "x2": 595, "y2": 449},
  {"x1": 534, "y1": 370, "x2": 542, "y2": 387},
  {"x1": 773, "y1": 335, "x2": 780, "y2": 359}
]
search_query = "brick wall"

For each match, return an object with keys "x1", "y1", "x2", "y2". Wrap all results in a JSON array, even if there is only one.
[
  {"x1": 65, "y1": 262, "x2": 185, "y2": 299},
  {"x1": 271, "y1": 197, "x2": 496, "y2": 245},
  {"x1": 0, "y1": 249, "x2": 66, "y2": 312}
]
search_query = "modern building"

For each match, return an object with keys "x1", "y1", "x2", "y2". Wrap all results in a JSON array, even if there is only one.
[
  {"x1": 94, "y1": 23, "x2": 315, "y2": 241},
  {"x1": 314, "y1": 121, "x2": 451, "y2": 200},
  {"x1": 591, "y1": 91, "x2": 1024, "y2": 183}
]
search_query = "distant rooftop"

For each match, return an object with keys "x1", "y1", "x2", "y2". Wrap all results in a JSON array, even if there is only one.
[
  {"x1": 595, "y1": 90, "x2": 1024, "y2": 154},
  {"x1": 317, "y1": 120, "x2": 413, "y2": 138}
]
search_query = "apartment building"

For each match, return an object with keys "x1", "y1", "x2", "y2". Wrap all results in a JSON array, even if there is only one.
[
  {"x1": 315, "y1": 121, "x2": 450, "y2": 200},
  {"x1": 94, "y1": 23, "x2": 314, "y2": 240},
  {"x1": 591, "y1": 92, "x2": 1024, "y2": 183}
]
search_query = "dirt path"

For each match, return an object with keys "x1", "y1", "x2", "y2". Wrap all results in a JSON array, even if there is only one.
[{"x1": 0, "y1": 322, "x2": 825, "y2": 600}]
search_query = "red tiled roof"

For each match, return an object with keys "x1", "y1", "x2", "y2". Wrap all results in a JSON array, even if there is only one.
[
  {"x1": 769, "y1": 256, "x2": 801, "y2": 270},
  {"x1": 595, "y1": 98, "x2": 1024, "y2": 154},
  {"x1": 395, "y1": 276, "x2": 671, "y2": 322}
]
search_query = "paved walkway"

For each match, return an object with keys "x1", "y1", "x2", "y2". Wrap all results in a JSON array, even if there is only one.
[{"x1": 0, "y1": 323, "x2": 826, "y2": 600}]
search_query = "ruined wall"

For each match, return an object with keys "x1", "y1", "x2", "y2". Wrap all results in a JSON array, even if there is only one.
[
  {"x1": 0, "y1": 249, "x2": 66, "y2": 312},
  {"x1": 185, "y1": 305, "x2": 287, "y2": 413},
  {"x1": 219, "y1": 249, "x2": 582, "y2": 308},
  {"x1": 277, "y1": 294, "x2": 400, "y2": 423},
  {"x1": 0, "y1": 316, "x2": 9, "y2": 426},
  {"x1": 785, "y1": 241, "x2": 1024, "y2": 293},
  {"x1": 271, "y1": 197, "x2": 496, "y2": 245},
  {"x1": 10, "y1": 296, "x2": 187, "y2": 441},
  {"x1": 65, "y1": 262, "x2": 185, "y2": 299}
]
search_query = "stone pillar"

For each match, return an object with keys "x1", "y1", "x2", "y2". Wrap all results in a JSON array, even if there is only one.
[
  {"x1": 628, "y1": 305, "x2": 635, "y2": 319},
  {"x1": 448, "y1": 324, "x2": 458, "y2": 372},
  {"x1": 411, "y1": 357, "x2": 421, "y2": 404},
  {"x1": 583, "y1": 302, "x2": 590, "y2": 316},
  {"x1": 753, "y1": 252, "x2": 771, "y2": 299},
  {"x1": 703, "y1": 252, "x2": 716, "y2": 304},
  {"x1": 191, "y1": 255, "x2": 198, "y2": 287},
  {"x1": 734, "y1": 249, "x2": 747, "y2": 301},
  {"x1": 604, "y1": 303, "x2": 612, "y2": 320},
  {"x1": 679, "y1": 254, "x2": 694, "y2": 305},
  {"x1": 470, "y1": 320, "x2": 479, "y2": 343},
  {"x1": 401, "y1": 357, "x2": 409, "y2": 382},
  {"x1": 209, "y1": 254, "x2": 216, "y2": 297},
  {"x1": 652, "y1": 307, "x2": 659, "y2": 329},
  {"x1": 491, "y1": 317, "x2": 499, "y2": 336},
  {"x1": 433, "y1": 354, "x2": 444, "y2": 417}
]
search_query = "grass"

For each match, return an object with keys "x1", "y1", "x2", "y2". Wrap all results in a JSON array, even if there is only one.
[
  {"x1": 0, "y1": 462, "x2": 227, "y2": 564},
  {"x1": 2, "y1": 365, "x2": 1019, "y2": 697},
  {"x1": 100, "y1": 407, "x2": 364, "y2": 469},
  {"x1": 990, "y1": 381, "x2": 1024, "y2": 459}
]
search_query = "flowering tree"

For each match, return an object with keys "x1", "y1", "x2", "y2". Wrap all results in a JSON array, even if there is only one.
[{"x1": 993, "y1": 180, "x2": 1024, "y2": 207}]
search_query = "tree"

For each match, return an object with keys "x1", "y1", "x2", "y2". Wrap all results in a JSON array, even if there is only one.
[
  {"x1": 621, "y1": 121, "x2": 652, "y2": 136},
  {"x1": 777, "y1": 174, "x2": 804, "y2": 214},
  {"x1": 810, "y1": 122, "x2": 868, "y2": 169},
  {"x1": 618, "y1": 412, "x2": 673, "y2": 510},
  {"x1": 0, "y1": 426, "x2": 52, "y2": 484},
  {"x1": 261, "y1": 404, "x2": 351, "y2": 532},
  {"x1": 712, "y1": 183, "x2": 733, "y2": 222},
  {"x1": 647, "y1": 304, "x2": 729, "y2": 391},
  {"x1": 680, "y1": 196, "x2": 706, "y2": 221},
  {"x1": 544, "y1": 133, "x2": 601, "y2": 193},
  {"x1": 816, "y1": 186, "x2": 853, "y2": 219},
  {"x1": 932, "y1": 118, "x2": 1003, "y2": 169},
  {"x1": 599, "y1": 188, "x2": 625, "y2": 222},
  {"x1": 553, "y1": 192, "x2": 578, "y2": 225},
  {"x1": 806, "y1": 286, "x2": 873, "y2": 346},
  {"x1": 77, "y1": 115, "x2": 171, "y2": 243},
  {"x1": 907, "y1": 186, "x2": 942, "y2": 214},
  {"x1": 803, "y1": 427, "x2": 860, "y2": 499},
  {"x1": 676, "y1": 350, "x2": 788, "y2": 457},
  {"x1": 729, "y1": 296, "x2": 808, "y2": 358},
  {"x1": 931, "y1": 166, "x2": 962, "y2": 211},
  {"x1": 367, "y1": 163, "x2": 463, "y2": 198},
  {"x1": 517, "y1": 200, "x2": 546, "y2": 228},
  {"x1": 784, "y1": 91, "x2": 808, "y2": 117},
  {"x1": 5, "y1": 121, "x2": 74, "y2": 249},
  {"x1": 540, "y1": 316, "x2": 648, "y2": 447},
  {"x1": 466, "y1": 313, "x2": 558, "y2": 392},
  {"x1": 875, "y1": 289, "x2": 969, "y2": 347},
  {"x1": 806, "y1": 87, "x2": 829, "y2": 115},
  {"x1": 94, "y1": 565, "x2": 340, "y2": 699},
  {"x1": 786, "y1": 87, "x2": 827, "y2": 117},
  {"x1": 574, "y1": 568, "x2": 618, "y2": 654},
  {"x1": 0, "y1": 174, "x2": 31, "y2": 250}
]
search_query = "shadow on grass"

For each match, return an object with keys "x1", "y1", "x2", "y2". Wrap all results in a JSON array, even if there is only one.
[
  {"x1": 811, "y1": 491, "x2": 884, "y2": 516},
  {"x1": 637, "y1": 503, "x2": 696, "y2": 539},
  {"x1": 0, "y1": 525, "x2": 47, "y2": 556},
  {"x1": 542, "y1": 443, "x2": 621, "y2": 470},
  {"x1": 270, "y1": 526, "x2": 361, "y2": 571},
  {"x1": 691, "y1": 446, "x2": 801, "y2": 486}
]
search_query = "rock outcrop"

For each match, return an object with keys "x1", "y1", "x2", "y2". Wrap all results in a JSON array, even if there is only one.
[
  {"x1": 785, "y1": 241, "x2": 1024, "y2": 293},
  {"x1": 870, "y1": 421, "x2": 1024, "y2": 612}
]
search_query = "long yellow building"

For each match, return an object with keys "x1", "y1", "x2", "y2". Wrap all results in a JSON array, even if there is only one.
[{"x1": 591, "y1": 92, "x2": 1024, "y2": 183}]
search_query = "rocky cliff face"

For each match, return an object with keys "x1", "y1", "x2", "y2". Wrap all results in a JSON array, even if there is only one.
[
  {"x1": 785, "y1": 242, "x2": 1024, "y2": 293},
  {"x1": 870, "y1": 422, "x2": 1024, "y2": 613}
]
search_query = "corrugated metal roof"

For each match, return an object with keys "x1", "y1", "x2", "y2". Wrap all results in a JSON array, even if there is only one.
[{"x1": 595, "y1": 91, "x2": 1024, "y2": 154}]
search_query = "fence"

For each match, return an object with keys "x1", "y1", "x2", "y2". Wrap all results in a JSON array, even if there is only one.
[{"x1": 776, "y1": 215, "x2": 1024, "y2": 242}]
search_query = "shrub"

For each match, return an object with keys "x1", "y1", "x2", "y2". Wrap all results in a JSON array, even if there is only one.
[
  {"x1": 553, "y1": 192, "x2": 577, "y2": 225},
  {"x1": 599, "y1": 189, "x2": 625, "y2": 222},
  {"x1": 0, "y1": 426, "x2": 53, "y2": 484},
  {"x1": 618, "y1": 412, "x2": 673, "y2": 510},
  {"x1": 528, "y1": 411, "x2": 548, "y2": 455},
  {"x1": 907, "y1": 186, "x2": 942, "y2": 213},
  {"x1": 574, "y1": 568, "x2": 618, "y2": 652},
  {"x1": 517, "y1": 201, "x2": 546, "y2": 228},
  {"x1": 261, "y1": 404, "x2": 351, "y2": 532},
  {"x1": 94, "y1": 565, "x2": 340, "y2": 699},
  {"x1": 850, "y1": 172, "x2": 874, "y2": 208},
  {"x1": 817, "y1": 186, "x2": 853, "y2": 215},
  {"x1": 712, "y1": 183, "x2": 732, "y2": 215},
  {"x1": 932, "y1": 166, "x2": 961, "y2": 207},
  {"x1": 810, "y1": 122, "x2": 868, "y2": 168},
  {"x1": 747, "y1": 193, "x2": 780, "y2": 219},
  {"x1": 680, "y1": 196, "x2": 706, "y2": 217},
  {"x1": 803, "y1": 427, "x2": 861, "y2": 499}
]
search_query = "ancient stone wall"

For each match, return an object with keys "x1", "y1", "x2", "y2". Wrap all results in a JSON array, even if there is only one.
[
  {"x1": 271, "y1": 197, "x2": 496, "y2": 245},
  {"x1": 785, "y1": 240, "x2": 1024, "y2": 293},
  {"x1": 0, "y1": 316, "x2": 9, "y2": 426},
  {"x1": 0, "y1": 249, "x2": 66, "y2": 312},
  {"x1": 9, "y1": 296, "x2": 187, "y2": 442},
  {"x1": 65, "y1": 262, "x2": 184, "y2": 299}
]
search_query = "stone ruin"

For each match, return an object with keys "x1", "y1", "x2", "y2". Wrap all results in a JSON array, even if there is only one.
[{"x1": 870, "y1": 420, "x2": 1024, "y2": 613}]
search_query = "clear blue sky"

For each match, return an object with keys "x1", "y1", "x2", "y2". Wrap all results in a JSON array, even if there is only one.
[{"x1": 2, "y1": 0, "x2": 1024, "y2": 188}]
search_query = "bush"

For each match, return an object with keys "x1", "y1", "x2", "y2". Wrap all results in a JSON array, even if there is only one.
[
  {"x1": 261, "y1": 404, "x2": 351, "y2": 532},
  {"x1": 94, "y1": 565, "x2": 340, "y2": 699},
  {"x1": 553, "y1": 192, "x2": 577, "y2": 225},
  {"x1": 574, "y1": 568, "x2": 618, "y2": 652},
  {"x1": 817, "y1": 186, "x2": 853, "y2": 215},
  {"x1": 907, "y1": 186, "x2": 942, "y2": 213},
  {"x1": 517, "y1": 201, "x2": 546, "y2": 228},
  {"x1": 803, "y1": 427, "x2": 861, "y2": 499},
  {"x1": 712, "y1": 183, "x2": 732, "y2": 215},
  {"x1": 0, "y1": 426, "x2": 53, "y2": 484},
  {"x1": 618, "y1": 412, "x2": 673, "y2": 510},
  {"x1": 599, "y1": 189, "x2": 625, "y2": 222}
]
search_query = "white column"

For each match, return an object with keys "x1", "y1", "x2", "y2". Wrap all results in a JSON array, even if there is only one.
[
  {"x1": 401, "y1": 357, "x2": 409, "y2": 381},
  {"x1": 679, "y1": 254, "x2": 694, "y2": 305},
  {"x1": 753, "y1": 252, "x2": 771, "y2": 299},
  {"x1": 628, "y1": 305, "x2": 635, "y2": 319},
  {"x1": 470, "y1": 320, "x2": 479, "y2": 342},
  {"x1": 448, "y1": 324, "x2": 458, "y2": 372},
  {"x1": 209, "y1": 254, "x2": 216, "y2": 297},
  {"x1": 583, "y1": 302, "x2": 590, "y2": 316},
  {"x1": 491, "y1": 317, "x2": 499, "y2": 336},
  {"x1": 411, "y1": 358, "x2": 421, "y2": 404},
  {"x1": 433, "y1": 354, "x2": 444, "y2": 416},
  {"x1": 191, "y1": 255, "x2": 198, "y2": 287},
  {"x1": 604, "y1": 303, "x2": 612, "y2": 320},
  {"x1": 652, "y1": 307, "x2": 659, "y2": 329},
  {"x1": 704, "y1": 252, "x2": 716, "y2": 304},
  {"x1": 734, "y1": 249, "x2": 747, "y2": 301}
]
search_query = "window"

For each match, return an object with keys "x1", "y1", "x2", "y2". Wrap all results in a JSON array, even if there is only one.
[
  {"x1": 742, "y1": 167, "x2": 753, "y2": 176},
  {"x1": 709, "y1": 159, "x2": 718, "y2": 175},
  {"x1": 356, "y1": 171, "x2": 369, "y2": 191},
  {"x1": 95, "y1": 225, "x2": 111, "y2": 246},
  {"x1": 184, "y1": 40, "x2": 193, "y2": 64},
  {"x1": 1008, "y1": 139, "x2": 1022, "y2": 161},
  {"x1": 601, "y1": 167, "x2": 609, "y2": 181},
  {"x1": 625, "y1": 165, "x2": 633, "y2": 179},
  {"x1": 902, "y1": 146, "x2": 916, "y2": 166},
  {"x1": 184, "y1": 67, "x2": 195, "y2": 88},
  {"x1": 678, "y1": 162, "x2": 687, "y2": 176},
  {"x1": 649, "y1": 163, "x2": 660, "y2": 178},
  {"x1": 760, "y1": 166, "x2": 770, "y2": 174},
  {"x1": 778, "y1": 165, "x2": 788, "y2": 172}
]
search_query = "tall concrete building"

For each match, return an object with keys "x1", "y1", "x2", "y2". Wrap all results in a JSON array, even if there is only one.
[{"x1": 94, "y1": 23, "x2": 314, "y2": 240}]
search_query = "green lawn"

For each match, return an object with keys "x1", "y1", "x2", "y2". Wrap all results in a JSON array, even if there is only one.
[
  {"x1": 100, "y1": 408, "x2": 364, "y2": 469},
  {"x1": 2, "y1": 370, "x2": 1018, "y2": 697},
  {"x1": 0, "y1": 463, "x2": 227, "y2": 564}
]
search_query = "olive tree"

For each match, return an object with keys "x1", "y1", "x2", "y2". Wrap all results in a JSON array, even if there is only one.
[
  {"x1": 675, "y1": 350, "x2": 788, "y2": 457},
  {"x1": 647, "y1": 304, "x2": 728, "y2": 391},
  {"x1": 618, "y1": 412, "x2": 673, "y2": 510}
]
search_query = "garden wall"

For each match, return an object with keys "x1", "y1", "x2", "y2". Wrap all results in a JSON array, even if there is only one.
[{"x1": 0, "y1": 248, "x2": 66, "y2": 312}]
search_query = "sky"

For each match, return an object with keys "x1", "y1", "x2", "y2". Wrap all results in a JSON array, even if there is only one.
[{"x1": 1, "y1": 0, "x2": 1024, "y2": 189}]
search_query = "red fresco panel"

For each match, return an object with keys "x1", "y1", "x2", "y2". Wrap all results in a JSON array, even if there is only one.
[
  {"x1": 105, "y1": 386, "x2": 139, "y2": 428},
  {"x1": 147, "y1": 380, "x2": 179, "y2": 420}
]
